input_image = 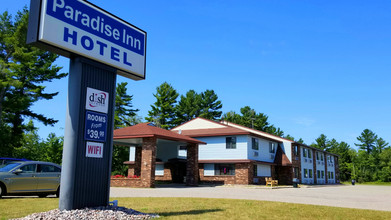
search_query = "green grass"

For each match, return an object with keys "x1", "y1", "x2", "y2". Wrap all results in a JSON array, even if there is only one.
[
  {"x1": 341, "y1": 181, "x2": 391, "y2": 186},
  {"x1": 1, "y1": 197, "x2": 391, "y2": 220}
]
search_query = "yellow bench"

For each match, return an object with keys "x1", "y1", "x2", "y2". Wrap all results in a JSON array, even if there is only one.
[{"x1": 265, "y1": 177, "x2": 278, "y2": 187}]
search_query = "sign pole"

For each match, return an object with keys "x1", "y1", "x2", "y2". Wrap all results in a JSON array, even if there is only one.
[
  {"x1": 27, "y1": 0, "x2": 146, "y2": 210},
  {"x1": 59, "y1": 57, "x2": 116, "y2": 210}
]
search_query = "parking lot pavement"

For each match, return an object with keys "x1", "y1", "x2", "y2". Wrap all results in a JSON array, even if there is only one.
[{"x1": 110, "y1": 184, "x2": 391, "y2": 211}]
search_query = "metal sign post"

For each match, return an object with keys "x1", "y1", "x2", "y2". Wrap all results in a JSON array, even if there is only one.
[{"x1": 27, "y1": 0, "x2": 146, "y2": 210}]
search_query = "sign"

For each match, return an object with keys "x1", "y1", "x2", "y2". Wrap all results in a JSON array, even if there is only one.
[
  {"x1": 84, "y1": 111, "x2": 107, "y2": 142},
  {"x1": 86, "y1": 87, "x2": 109, "y2": 114},
  {"x1": 86, "y1": 141, "x2": 104, "y2": 158},
  {"x1": 27, "y1": 0, "x2": 146, "y2": 80}
]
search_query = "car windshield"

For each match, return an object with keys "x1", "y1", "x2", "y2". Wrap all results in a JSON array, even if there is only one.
[{"x1": 0, "y1": 163, "x2": 21, "y2": 172}]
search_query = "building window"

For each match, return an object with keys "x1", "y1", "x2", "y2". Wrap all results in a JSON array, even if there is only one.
[
  {"x1": 252, "y1": 138, "x2": 259, "y2": 150},
  {"x1": 179, "y1": 146, "x2": 187, "y2": 150},
  {"x1": 321, "y1": 154, "x2": 324, "y2": 161},
  {"x1": 309, "y1": 169, "x2": 313, "y2": 178},
  {"x1": 331, "y1": 172, "x2": 334, "y2": 179},
  {"x1": 317, "y1": 170, "x2": 321, "y2": 178},
  {"x1": 328, "y1": 172, "x2": 330, "y2": 179},
  {"x1": 215, "y1": 164, "x2": 235, "y2": 175},
  {"x1": 226, "y1": 137, "x2": 236, "y2": 149},
  {"x1": 321, "y1": 170, "x2": 325, "y2": 178},
  {"x1": 254, "y1": 164, "x2": 258, "y2": 177},
  {"x1": 308, "y1": 149, "x2": 312, "y2": 159},
  {"x1": 294, "y1": 167, "x2": 299, "y2": 178},
  {"x1": 316, "y1": 152, "x2": 320, "y2": 160},
  {"x1": 304, "y1": 169, "x2": 308, "y2": 178},
  {"x1": 294, "y1": 146, "x2": 299, "y2": 156},
  {"x1": 303, "y1": 148, "x2": 307, "y2": 157},
  {"x1": 269, "y1": 142, "x2": 276, "y2": 153}
]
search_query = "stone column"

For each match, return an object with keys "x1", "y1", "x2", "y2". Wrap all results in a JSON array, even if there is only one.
[
  {"x1": 140, "y1": 137, "x2": 157, "y2": 188},
  {"x1": 186, "y1": 143, "x2": 199, "y2": 186}
]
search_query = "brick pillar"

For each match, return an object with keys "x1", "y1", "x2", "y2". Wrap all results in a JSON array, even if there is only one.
[
  {"x1": 127, "y1": 164, "x2": 135, "y2": 177},
  {"x1": 235, "y1": 163, "x2": 251, "y2": 184},
  {"x1": 186, "y1": 143, "x2": 199, "y2": 186},
  {"x1": 134, "y1": 146, "x2": 142, "y2": 176},
  {"x1": 313, "y1": 149, "x2": 317, "y2": 184},
  {"x1": 140, "y1": 137, "x2": 157, "y2": 188}
]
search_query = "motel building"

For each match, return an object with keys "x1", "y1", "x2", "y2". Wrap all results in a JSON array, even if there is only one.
[{"x1": 111, "y1": 118, "x2": 339, "y2": 187}]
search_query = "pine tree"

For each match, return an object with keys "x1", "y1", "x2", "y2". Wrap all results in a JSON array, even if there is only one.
[
  {"x1": 174, "y1": 90, "x2": 201, "y2": 126},
  {"x1": 355, "y1": 129, "x2": 378, "y2": 154},
  {"x1": 199, "y1": 89, "x2": 222, "y2": 120},
  {"x1": 146, "y1": 82, "x2": 179, "y2": 129},
  {"x1": 114, "y1": 82, "x2": 139, "y2": 129},
  {"x1": 0, "y1": 9, "x2": 66, "y2": 156}
]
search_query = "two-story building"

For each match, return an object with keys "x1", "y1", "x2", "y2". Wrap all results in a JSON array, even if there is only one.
[{"x1": 119, "y1": 117, "x2": 340, "y2": 186}]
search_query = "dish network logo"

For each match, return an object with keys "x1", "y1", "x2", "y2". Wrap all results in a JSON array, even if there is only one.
[
  {"x1": 86, "y1": 87, "x2": 109, "y2": 114},
  {"x1": 89, "y1": 92, "x2": 106, "y2": 107}
]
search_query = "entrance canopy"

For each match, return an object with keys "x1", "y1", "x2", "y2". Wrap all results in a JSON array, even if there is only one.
[
  {"x1": 112, "y1": 123, "x2": 204, "y2": 187},
  {"x1": 113, "y1": 123, "x2": 205, "y2": 145}
]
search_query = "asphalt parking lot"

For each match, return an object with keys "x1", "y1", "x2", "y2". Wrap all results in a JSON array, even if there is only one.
[{"x1": 110, "y1": 184, "x2": 391, "y2": 211}]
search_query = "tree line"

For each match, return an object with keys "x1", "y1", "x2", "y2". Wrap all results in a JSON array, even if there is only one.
[{"x1": 1, "y1": 9, "x2": 389, "y2": 182}]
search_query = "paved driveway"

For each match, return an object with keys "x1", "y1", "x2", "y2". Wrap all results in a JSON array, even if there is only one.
[{"x1": 110, "y1": 184, "x2": 391, "y2": 211}]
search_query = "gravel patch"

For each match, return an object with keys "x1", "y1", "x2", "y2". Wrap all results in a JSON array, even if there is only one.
[{"x1": 12, "y1": 205, "x2": 158, "y2": 220}]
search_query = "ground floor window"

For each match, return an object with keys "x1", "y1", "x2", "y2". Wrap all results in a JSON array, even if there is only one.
[
  {"x1": 304, "y1": 169, "x2": 308, "y2": 178},
  {"x1": 317, "y1": 170, "x2": 321, "y2": 178},
  {"x1": 321, "y1": 170, "x2": 325, "y2": 178},
  {"x1": 253, "y1": 164, "x2": 258, "y2": 177},
  {"x1": 294, "y1": 167, "x2": 299, "y2": 178},
  {"x1": 215, "y1": 164, "x2": 235, "y2": 175},
  {"x1": 309, "y1": 169, "x2": 313, "y2": 178}
]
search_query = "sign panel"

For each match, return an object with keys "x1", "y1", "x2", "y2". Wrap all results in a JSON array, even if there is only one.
[
  {"x1": 86, "y1": 141, "x2": 104, "y2": 158},
  {"x1": 86, "y1": 87, "x2": 109, "y2": 114},
  {"x1": 84, "y1": 111, "x2": 107, "y2": 142},
  {"x1": 28, "y1": 0, "x2": 146, "y2": 80}
]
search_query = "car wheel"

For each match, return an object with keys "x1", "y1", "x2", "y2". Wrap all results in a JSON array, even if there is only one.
[
  {"x1": 0, "y1": 184, "x2": 5, "y2": 198},
  {"x1": 38, "y1": 194, "x2": 48, "y2": 198},
  {"x1": 56, "y1": 186, "x2": 60, "y2": 198}
]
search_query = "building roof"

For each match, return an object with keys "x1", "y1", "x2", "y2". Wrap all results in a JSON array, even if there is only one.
[
  {"x1": 172, "y1": 117, "x2": 290, "y2": 143},
  {"x1": 292, "y1": 142, "x2": 340, "y2": 157},
  {"x1": 114, "y1": 123, "x2": 206, "y2": 144}
]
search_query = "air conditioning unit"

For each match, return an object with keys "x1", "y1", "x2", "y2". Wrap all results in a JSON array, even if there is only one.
[
  {"x1": 318, "y1": 161, "x2": 320, "y2": 165},
  {"x1": 270, "y1": 154, "x2": 274, "y2": 159},
  {"x1": 310, "y1": 159, "x2": 312, "y2": 163},
  {"x1": 253, "y1": 151, "x2": 259, "y2": 157},
  {"x1": 304, "y1": 159, "x2": 307, "y2": 162}
]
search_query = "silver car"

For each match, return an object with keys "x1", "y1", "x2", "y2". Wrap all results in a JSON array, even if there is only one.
[{"x1": 0, "y1": 161, "x2": 61, "y2": 198}]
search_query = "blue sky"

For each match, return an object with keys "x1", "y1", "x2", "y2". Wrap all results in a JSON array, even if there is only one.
[{"x1": 4, "y1": 0, "x2": 391, "y2": 148}]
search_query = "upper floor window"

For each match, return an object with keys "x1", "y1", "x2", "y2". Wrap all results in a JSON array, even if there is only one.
[
  {"x1": 226, "y1": 136, "x2": 236, "y2": 149},
  {"x1": 269, "y1": 142, "x2": 276, "y2": 153},
  {"x1": 252, "y1": 138, "x2": 259, "y2": 150},
  {"x1": 316, "y1": 152, "x2": 320, "y2": 160},
  {"x1": 303, "y1": 148, "x2": 307, "y2": 157},
  {"x1": 308, "y1": 149, "x2": 312, "y2": 159},
  {"x1": 321, "y1": 154, "x2": 324, "y2": 161},
  {"x1": 294, "y1": 146, "x2": 299, "y2": 156}
]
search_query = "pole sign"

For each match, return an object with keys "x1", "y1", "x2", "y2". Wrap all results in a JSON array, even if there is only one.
[{"x1": 27, "y1": 0, "x2": 146, "y2": 80}]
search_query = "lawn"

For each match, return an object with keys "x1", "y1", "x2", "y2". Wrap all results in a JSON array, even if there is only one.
[{"x1": 1, "y1": 197, "x2": 391, "y2": 220}]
